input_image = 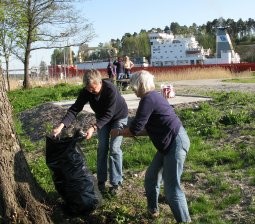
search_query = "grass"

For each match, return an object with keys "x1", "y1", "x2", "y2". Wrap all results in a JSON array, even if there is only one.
[
  {"x1": 151, "y1": 67, "x2": 253, "y2": 83},
  {"x1": 8, "y1": 68, "x2": 255, "y2": 223},
  {"x1": 8, "y1": 82, "x2": 82, "y2": 113},
  {"x1": 222, "y1": 77, "x2": 255, "y2": 83}
]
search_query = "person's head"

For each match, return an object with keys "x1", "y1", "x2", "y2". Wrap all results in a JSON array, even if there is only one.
[
  {"x1": 124, "y1": 56, "x2": 129, "y2": 61},
  {"x1": 83, "y1": 69, "x2": 102, "y2": 94},
  {"x1": 130, "y1": 70, "x2": 155, "y2": 97}
]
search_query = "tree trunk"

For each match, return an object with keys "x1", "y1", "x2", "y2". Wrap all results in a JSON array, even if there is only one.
[
  {"x1": 5, "y1": 59, "x2": 10, "y2": 91},
  {"x1": 23, "y1": 40, "x2": 32, "y2": 89},
  {"x1": 0, "y1": 68, "x2": 7, "y2": 92},
  {"x1": 0, "y1": 67, "x2": 52, "y2": 223},
  {"x1": 23, "y1": 49, "x2": 32, "y2": 89}
]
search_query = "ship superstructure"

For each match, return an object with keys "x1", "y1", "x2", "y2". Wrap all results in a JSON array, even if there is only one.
[
  {"x1": 209, "y1": 27, "x2": 240, "y2": 64},
  {"x1": 149, "y1": 27, "x2": 240, "y2": 66},
  {"x1": 149, "y1": 32, "x2": 210, "y2": 66}
]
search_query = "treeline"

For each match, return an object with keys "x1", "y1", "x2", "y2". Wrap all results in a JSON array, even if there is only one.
[{"x1": 71, "y1": 17, "x2": 255, "y2": 63}]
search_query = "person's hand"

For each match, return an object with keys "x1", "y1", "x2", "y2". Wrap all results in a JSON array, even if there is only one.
[
  {"x1": 85, "y1": 127, "x2": 95, "y2": 140},
  {"x1": 52, "y1": 123, "x2": 64, "y2": 137}
]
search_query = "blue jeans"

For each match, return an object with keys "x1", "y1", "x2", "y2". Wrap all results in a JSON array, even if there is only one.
[
  {"x1": 124, "y1": 69, "x2": 131, "y2": 79},
  {"x1": 97, "y1": 117, "x2": 128, "y2": 186},
  {"x1": 117, "y1": 73, "x2": 125, "y2": 80},
  {"x1": 144, "y1": 126, "x2": 191, "y2": 223}
]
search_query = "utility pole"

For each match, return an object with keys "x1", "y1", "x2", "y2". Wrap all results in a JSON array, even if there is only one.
[{"x1": 63, "y1": 47, "x2": 67, "y2": 82}]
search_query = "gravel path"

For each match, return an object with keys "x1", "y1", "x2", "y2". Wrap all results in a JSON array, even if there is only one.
[{"x1": 172, "y1": 78, "x2": 255, "y2": 93}]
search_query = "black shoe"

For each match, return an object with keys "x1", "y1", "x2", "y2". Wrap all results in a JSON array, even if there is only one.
[
  {"x1": 98, "y1": 182, "x2": 106, "y2": 193},
  {"x1": 109, "y1": 184, "x2": 121, "y2": 196},
  {"x1": 148, "y1": 208, "x2": 159, "y2": 219}
]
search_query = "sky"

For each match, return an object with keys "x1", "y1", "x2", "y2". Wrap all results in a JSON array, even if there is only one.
[{"x1": 7, "y1": 0, "x2": 255, "y2": 70}]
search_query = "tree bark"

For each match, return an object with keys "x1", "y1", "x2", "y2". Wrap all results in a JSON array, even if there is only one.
[
  {"x1": 0, "y1": 67, "x2": 52, "y2": 223},
  {"x1": 4, "y1": 59, "x2": 10, "y2": 91},
  {"x1": 23, "y1": 47, "x2": 32, "y2": 89}
]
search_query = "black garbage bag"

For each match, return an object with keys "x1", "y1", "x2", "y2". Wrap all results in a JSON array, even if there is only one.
[{"x1": 46, "y1": 130, "x2": 102, "y2": 216}]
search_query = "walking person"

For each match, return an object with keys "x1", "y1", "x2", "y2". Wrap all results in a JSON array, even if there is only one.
[
  {"x1": 110, "y1": 70, "x2": 191, "y2": 223},
  {"x1": 52, "y1": 69, "x2": 128, "y2": 195}
]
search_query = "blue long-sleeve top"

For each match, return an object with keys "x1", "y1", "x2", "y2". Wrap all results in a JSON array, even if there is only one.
[
  {"x1": 61, "y1": 80, "x2": 128, "y2": 129},
  {"x1": 113, "y1": 60, "x2": 125, "y2": 74},
  {"x1": 129, "y1": 91, "x2": 182, "y2": 154}
]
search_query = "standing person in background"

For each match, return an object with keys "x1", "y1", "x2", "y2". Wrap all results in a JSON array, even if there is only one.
[
  {"x1": 107, "y1": 58, "x2": 116, "y2": 81},
  {"x1": 110, "y1": 70, "x2": 191, "y2": 223},
  {"x1": 123, "y1": 55, "x2": 134, "y2": 79},
  {"x1": 52, "y1": 69, "x2": 128, "y2": 195},
  {"x1": 113, "y1": 57, "x2": 125, "y2": 80}
]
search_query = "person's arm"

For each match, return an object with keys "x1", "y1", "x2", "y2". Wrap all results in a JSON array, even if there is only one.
[
  {"x1": 130, "y1": 60, "x2": 134, "y2": 69},
  {"x1": 129, "y1": 96, "x2": 153, "y2": 135},
  {"x1": 61, "y1": 89, "x2": 88, "y2": 127},
  {"x1": 110, "y1": 127, "x2": 147, "y2": 137},
  {"x1": 113, "y1": 66, "x2": 117, "y2": 76},
  {"x1": 110, "y1": 127, "x2": 133, "y2": 137},
  {"x1": 95, "y1": 85, "x2": 118, "y2": 129}
]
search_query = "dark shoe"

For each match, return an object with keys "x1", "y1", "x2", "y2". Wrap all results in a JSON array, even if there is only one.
[
  {"x1": 148, "y1": 208, "x2": 159, "y2": 219},
  {"x1": 109, "y1": 184, "x2": 121, "y2": 196},
  {"x1": 98, "y1": 182, "x2": 106, "y2": 193}
]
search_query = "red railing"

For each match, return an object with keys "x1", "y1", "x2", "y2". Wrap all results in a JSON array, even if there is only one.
[
  {"x1": 48, "y1": 63, "x2": 255, "y2": 79},
  {"x1": 48, "y1": 65, "x2": 85, "y2": 79}
]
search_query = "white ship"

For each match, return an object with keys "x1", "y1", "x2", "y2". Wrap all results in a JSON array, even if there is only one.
[{"x1": 149, "y1": 27, "x2": 240, "y2": 67}]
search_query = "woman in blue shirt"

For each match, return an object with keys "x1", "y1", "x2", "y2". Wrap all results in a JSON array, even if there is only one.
[{"x1": 111, "y1": 70, "x2": 191, "y2": 223}]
